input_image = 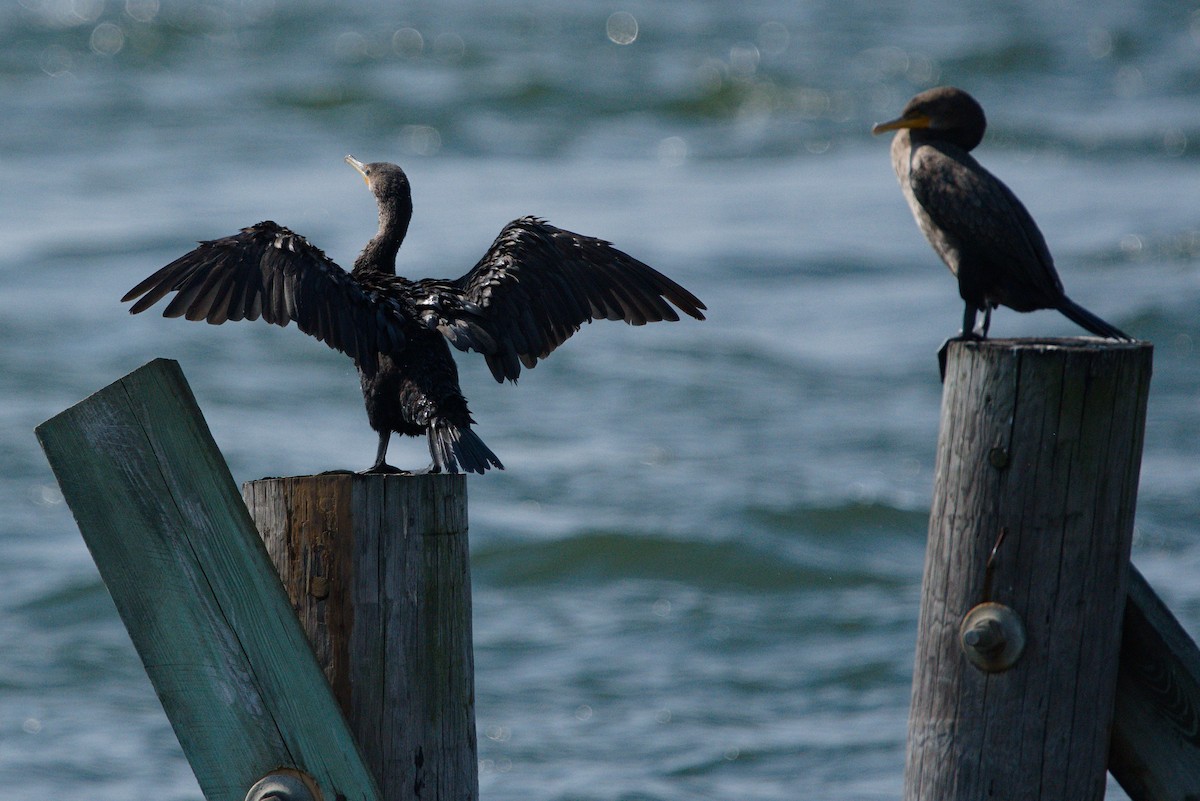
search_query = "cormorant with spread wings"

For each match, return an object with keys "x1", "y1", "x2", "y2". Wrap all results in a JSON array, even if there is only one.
[{"x1": 122, "y1": 156, "x2": 706, "y2": 474}]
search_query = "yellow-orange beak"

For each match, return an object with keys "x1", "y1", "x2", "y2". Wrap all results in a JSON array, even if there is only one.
[
  {"x1": 345, "y1": 155, "x2": 370, "y2": 187},
  {"x1": 871, "y1": 113, "x2": 932, "y2": 136}
]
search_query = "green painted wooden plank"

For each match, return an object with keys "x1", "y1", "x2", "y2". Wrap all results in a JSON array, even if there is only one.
[{"x1": 36, "y1": 359, "x2": 381, "y2": 801}]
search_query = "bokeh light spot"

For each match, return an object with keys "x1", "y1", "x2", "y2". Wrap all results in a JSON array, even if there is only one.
[
  {"x1": 39, "y1": 44, "x2": 73, "y2": 76},
  {"x1": 795, "y1": 88, "x2": 831, "y2": 118},
  {"x1": 1087, "y1": 27, "x2": 1113, "y2": 59},
  {"x1": 334, "y1": 31, "x2": 369, "y2": 61},
  {"x1": 485, "y1": 725, "x2": 511, "y2": 741},
  {"x1": 392, "y1": 26, "x2": 423, "y2": 58},
  {"x1": 90, "y1": 22, "x2": 125, "y2": 56},
  {"x1": 657, "y1": 136, "x2": 687, "y2": 167},
  {"x1": 125, "y1": 0, "x2": 159, "y2": 23},
  {"x1": 606, "y1": 11, "x2": 638, "y2": 45},
  {"x1": 71, "y1": 0, "x2": 105, "y2": 24},
  {"x1": 401, "y1": 125, "x2": 442, "y2": 156},
  {"x1": 1114, "y1": 65, "x2": 1143, "y2": 97},
  {"x1": 29, "y1": 484, "x2": 64, "y2": 506},
  {"x1": 906, "y1": 52, "x2": 938, "y2": 83},
  {"x1": 433, "y1": 32, "x2": 465, "y2": 63},
  {"x1": 729, "y1": 43, "x2": 760, "y2": 76}
]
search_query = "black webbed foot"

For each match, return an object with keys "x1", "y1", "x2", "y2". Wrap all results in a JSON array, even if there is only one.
[
  {"x1": 938, "y1": 331, "x2": 984, "y2": 383},
  {"x1": 318, "y1": 469, "x2": 355, "y2": 476}
]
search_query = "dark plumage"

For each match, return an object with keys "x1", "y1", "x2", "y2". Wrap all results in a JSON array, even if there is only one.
[
  {"x1": 872, "y1": 86, "x2": 1130, "y2": 343},
  {"x1": 123, "y1": 156, "x2": 706, "y2": 474}
]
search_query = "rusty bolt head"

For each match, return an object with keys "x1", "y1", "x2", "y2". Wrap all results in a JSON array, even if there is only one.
[
  {"x1": 960, "y1": 602, "x2": 1026, "y2": 673},
  {"x1": 245, "y1": 769, "x2": 323, "y2": 801}
]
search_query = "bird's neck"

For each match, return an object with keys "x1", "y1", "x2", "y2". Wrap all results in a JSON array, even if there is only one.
[
  {"x1": 354, "y1": 202, "x2": 412, "y2": 275},
  {"x1": 910, "y1": 125, "x2": 982, "y2": 153}
]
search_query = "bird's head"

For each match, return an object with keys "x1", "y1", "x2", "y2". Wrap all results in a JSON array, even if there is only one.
[
  {"x1": 345, "y1": 155, "x2": 414, "y2": 246},
  {"x1": 345, "y1": 156, "x2": 411, "y2": 204},
  {"x1": 871, "y1": 86, "x2": 986, "y2": 151}
]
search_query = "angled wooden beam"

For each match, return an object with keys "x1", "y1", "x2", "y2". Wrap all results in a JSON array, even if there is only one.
[
  {"x1": 36, "y1": 358, "x2": 382, "y2": 801},
  {"x1": 1111, "y1": 564, "x2": 1200, "y2": 801}
]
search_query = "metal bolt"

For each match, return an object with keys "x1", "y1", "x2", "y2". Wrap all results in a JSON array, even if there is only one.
[
  {"x1": 988, "y1": 447, "x2": 1009, "y2": 469},
  {"x1": 962, "y1": 618, "x2": 1005, "y2": 655},
  {"x1": 310, "y1": 576, "x2": 330, "y2": 600},
  {"x1": 960, "y1": 602, "x2": 1026, "y2": 673},
  {"x1": 245, "y1": 769, "x2": 323, "y2": 801}
]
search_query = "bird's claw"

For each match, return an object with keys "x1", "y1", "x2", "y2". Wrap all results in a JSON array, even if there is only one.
[
  {"x1": 937, "y1": 332, "x2": 984, "y2": 383},
  {"x1": 359, "y1": 463, "x2": 413, "y2": 476}
]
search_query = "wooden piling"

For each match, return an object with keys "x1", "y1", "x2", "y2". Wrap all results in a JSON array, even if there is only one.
[
  {"x1": 243, "y1": 473, "x2": 478, "y2": 801},
  {"x1": 906, "y1": 339, "x2": 1152, "y2": 801}
]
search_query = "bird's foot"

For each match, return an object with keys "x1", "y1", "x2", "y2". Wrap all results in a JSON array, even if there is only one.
[
  {"x1": 359, "y1": 463, "x2": 414, "y2": 476},
  {"x1": 318, "y1": 469, "x2": 355, "y2": 476},
  {"x1": 937, "y1": 332, "x2": 985, "y2": 383}
]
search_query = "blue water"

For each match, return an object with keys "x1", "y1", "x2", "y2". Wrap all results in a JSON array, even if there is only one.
[{"x1": 4, "y1": 1, "x2": 1200, "y2": 798}]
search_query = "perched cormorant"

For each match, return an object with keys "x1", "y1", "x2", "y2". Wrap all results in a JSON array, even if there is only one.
[
  {"x1": 872, "y1": 86, "x2": 1130, "y2": 345},
  {"x1": 123, "y1": 156, "x2": 706, "y2": 474}
]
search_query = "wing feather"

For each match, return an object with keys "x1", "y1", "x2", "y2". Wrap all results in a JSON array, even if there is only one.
[
  {"x1": 406, "y1": 216, "x2": 705, "y2": 382},
  {"x1": 122, "y1": 221, "x2": 407, "y2": 375}
]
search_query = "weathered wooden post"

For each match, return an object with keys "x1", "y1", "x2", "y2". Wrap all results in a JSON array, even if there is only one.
[
  {"x1": 906, "y1": 338, "x2": 1152, "y2": 801},
  {"x1": 243, "y1": 473, "x2": 478, "y2": 801}
]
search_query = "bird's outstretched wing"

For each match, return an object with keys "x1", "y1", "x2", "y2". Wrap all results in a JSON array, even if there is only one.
[
  {"x1": 404, "y1": 216, "x2": 706, "y2": 382},
  {"x1": 122, "y1": 221, "x2": 407, "y2": 375},
  {"x1": 908, "y1": 144, "x2": 1064, "y2": 306}
]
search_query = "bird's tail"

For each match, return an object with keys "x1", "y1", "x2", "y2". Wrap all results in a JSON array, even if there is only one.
[
  {"x1": 1056, "y1": 296, "x2": 1132, "y2": 341},
  {"x1": 429, "y1": 422, "x2": 505, "y2": 475}
]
